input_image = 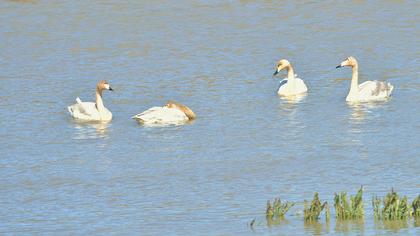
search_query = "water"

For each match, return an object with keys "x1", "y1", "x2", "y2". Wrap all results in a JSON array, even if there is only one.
[{"x1": 0, "y1": 0, "x2": 419, "y2": 235}]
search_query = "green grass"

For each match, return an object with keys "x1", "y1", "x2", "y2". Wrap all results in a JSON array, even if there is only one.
[
  {"x1": 304, "y1": 192, "x2": 329, "y2": 222},
  {"x1": 255, "y1": 189, "x2": 419, "y2": 230},
  {"x1": 372, "y1": 189, "x2": 410, "y2": 220},
  {"x1": 266, "y1": 198, "x2": 295, "y2": 220},
  {"x1": 412, "y1": 195, "x2": 420, "y2": 218},
  {"x1": 334, "y1": 186, "x2": 364, "y2": 220}
]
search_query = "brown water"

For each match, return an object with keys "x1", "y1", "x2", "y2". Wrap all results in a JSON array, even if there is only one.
[{"x1": 0, "y1": 0, "x2": 419, "y2": 235}]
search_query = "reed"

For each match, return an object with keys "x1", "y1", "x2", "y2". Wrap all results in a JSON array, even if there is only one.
[
  {"x1": 412, "y1": 195, "x2": 420, "y2": 218},
  {"x1": 266, "y1": 198, "x2": 295, "y2": 220},
  {"x1": 334, "y1": 186, "x2": 364, "y2": 220},
  {"x1": 304, "y1": 192, "x2": 329, "y2": 222},
  {"x1": 372, "y1": 189, "x2": 410, "y2": 220},
  {"x1": 372, "y1": 195, "x2": 381, "y2": 219}
]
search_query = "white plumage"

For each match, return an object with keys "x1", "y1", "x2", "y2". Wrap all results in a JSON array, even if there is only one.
[
  {"x1": 336, "y1": 57, "x2": 394, "y2": 102},
  {"x1": 346, "y1": 80, "x2": 394, "y2": 102},
  {"x1": 68, "y1": 98, "x2": 112, "y2": 121},
  {"x1": 132, "y1": 106, "x2": 189, "y2": 125},
  {"x1": 132, "y1": 101, "x2": 195, "y2": 126},
  {"x1": 277, "y1": 75, "x2": 308, "y2": 96},
  {"x1": 67, "y1": 80, "x2": 113, "y2": 121},
  {"x1": 273, "y1": 59, "x2": 308, "y2": 96}
]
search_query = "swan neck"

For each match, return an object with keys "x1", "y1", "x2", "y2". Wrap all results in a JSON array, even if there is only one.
[
  {"x1": 350, "y1": 64, "x2": 359, "y2": 92},
  {"x1": 95, "y1": 88, "x2": 105, "y2": 110},
  {"x1": 287, "y1": 65, "x2": 295, "y2": 79}
]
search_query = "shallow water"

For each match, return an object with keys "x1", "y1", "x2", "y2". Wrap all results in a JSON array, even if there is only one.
[{"x1": 0, "y1": 0, "x2": 419, "y2": 235}]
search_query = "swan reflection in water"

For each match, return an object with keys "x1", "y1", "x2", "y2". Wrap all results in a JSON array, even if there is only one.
[
  {"x1": 347, "y1": 100, "x2": 390, "y2": 124},
  {"x1": 72, "y1": 120, "x2": 111, "y2": 140},
  {"x1": 279, "y1": 93, "x2": 307, "y2": 105}
]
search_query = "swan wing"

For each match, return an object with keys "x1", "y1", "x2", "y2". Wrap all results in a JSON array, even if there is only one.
[
  {"x1": 68, "y1": 100, "x2": 99, "y2": 120},
  {"x1": 359, "y1": 81, "x2": 393, "y2": 98},
  {"x1": 279, "y1": 78, "x2": 288, "y2": 88}
]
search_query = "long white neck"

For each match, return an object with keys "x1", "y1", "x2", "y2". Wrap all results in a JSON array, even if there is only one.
[
  {"x1": 287, "y1": 65, "x2": 295, "y2": 80},
  {"x1": 95, "y1": 88, "x2": 105, "y2": 111},
  {"x1": 349, "y1": 64, "x2": 359, "y2": 95}
]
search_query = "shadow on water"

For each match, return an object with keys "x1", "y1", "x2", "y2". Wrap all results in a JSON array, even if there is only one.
[
  {"x1": 415, "y1": 217, "x2": 420, "y2": 228},
  {"x1": 303, "y1": 220, "x2": 330, "y2": 236},
  {"x1": 335, "y1": 219, "x2": 365, "y2": 234},
  {"x1": 374, "y1": 219, "x2": 410, "y2": 233},
  {"x1": 71, "y1": 120, "x2": 111, "y2": 140},
  {"x1": 266, "y1": 217, "x2": 290, "y2": 228}
]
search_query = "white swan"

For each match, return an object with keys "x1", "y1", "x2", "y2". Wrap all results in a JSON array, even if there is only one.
[
  {"x1": 132, "y1": 101, "x2": 196, "y2": 125},
  {"x1": 336, "y1": 56, "x2": 393, "y2": 102},
  {"x1": 68, "y1": 80, "x2": 113, "y2": 121},
  {"x1": 273, "y1": 59, "x2": 308, "y2": 96}
]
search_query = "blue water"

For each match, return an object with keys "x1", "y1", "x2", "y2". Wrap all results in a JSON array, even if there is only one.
[{"x1": 0, "y1": 1, "x2": 419, "y2": 235}]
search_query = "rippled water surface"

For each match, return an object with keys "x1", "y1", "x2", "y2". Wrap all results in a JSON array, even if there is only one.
[{"x1": 1, "y1": 1, "x2": 419, "y2": 235}]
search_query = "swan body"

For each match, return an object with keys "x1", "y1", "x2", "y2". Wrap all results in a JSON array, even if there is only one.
[
  {"x1": 68, "y1": 80, "x2": 113, "y2": 121},
  {"x1": 277, "y1": 76, "x2": 308, "y2": 96},
  {"x1": 336, "y1": 57, "x2": 393, "y2": 102},
  {"x1": 346, "y1": 80, "x2": 393, "y2": 102},
  {"x1": 132, "y1": 101, "x2": 195, "y2": 125},
  {"x1": 273, "y1": 59, "x2": 308, "y2": 96}
]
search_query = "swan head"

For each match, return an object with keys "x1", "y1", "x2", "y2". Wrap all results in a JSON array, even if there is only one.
[
  {"x1": 273, "y1": 59, "x2": 290, "y2": 76},
  {"x1": 97, "y1": 80, "x2": 113, "y2": 91},
  {"x1": 165, "y1": 101, "x2": 196, "y2": 120},
  {"x1": 336, "y1": 56, "x2": 358, "y2": 68}
]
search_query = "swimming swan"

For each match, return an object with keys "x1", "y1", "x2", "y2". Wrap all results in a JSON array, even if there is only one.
[
  {"x1": 336, "y1": 56, "x2": 393, "y2": 102},
  {"x1": 132, "y1": 101, "x2": 196, "y2": 125},
  {"x1": 68, "y1": 80, "x2": 113, "y2": 121},
  {"x1": 273, "y1": 59, "x2": 308, "y2": 96}
]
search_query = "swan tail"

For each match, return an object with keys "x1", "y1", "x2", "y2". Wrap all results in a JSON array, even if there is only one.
[
  {"x1": 67, "y1": 106, "x2": 74, "y2": 116},
  {"x1": 73, "y1": 97, "x2": 90, "y2": 114},
  {"x1": 388, "y1": 82, "x2": 394, "y2": 95}
]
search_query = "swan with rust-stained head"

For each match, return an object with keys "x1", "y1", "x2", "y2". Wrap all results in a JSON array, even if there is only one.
[
  {"x1": 132, "y1": 101, "x2": 196, "y2": 125},
  {"x1": 336, "y1": 56, "x2": 393, "y2": 102},
  {"x1": 68, "y1": 80, "x2": 113, "y2": 121},
  {"x1": 273, "y1": 59, "x2": 308, "y2": 96}
]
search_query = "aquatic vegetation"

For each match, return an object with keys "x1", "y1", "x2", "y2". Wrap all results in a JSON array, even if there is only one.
[
  {"x1": 304, "y1": 192, "x2": 329, "y2": 222},
  {"x1": 266, "y1": 198, "x2": 295, "y2": 219},
  {"x1": 253, "y1": 189, "x2": 419, "y2": 232},
  {"x1": 334, "y1": 186, "x2": 364, "y2": 220},
  {"x1": 249, "y1": 218, "x2": 256, "y2": 229},
  {"x1": 372, "y1": 195, "x2": 381, "y2": 219},
  {"x1": 412, "y1": 195, "x2": 420, "y2": 217},
  {"x1": 372, "y1": 189, "x2": 410, "y2": 220}
]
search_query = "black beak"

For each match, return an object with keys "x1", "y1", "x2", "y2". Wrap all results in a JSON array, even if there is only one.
[
  {"x1": 273, "y1": 70, "x2": 279, "y2": 76},
  {"x1": 336, "y1": 65, "x2": 342, "y2": 69},
  {"x1": 109, "y1": 87, "x2": 114, "y2": 91}
]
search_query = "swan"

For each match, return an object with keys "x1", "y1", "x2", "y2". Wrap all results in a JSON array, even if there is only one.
[
  {"x1": 273, "y1": 59, "x2": 308, "y2": 96},
  {"x1": 132, "y1": 101, "x2": 196, "y2": 125},
  {"x1": 67, "y1": 80, "x2": 113, "y2": 121},
  {"x1": 336, "y1": 56, "x2": 393, "y2": 102}
]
